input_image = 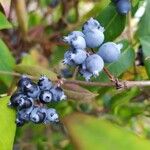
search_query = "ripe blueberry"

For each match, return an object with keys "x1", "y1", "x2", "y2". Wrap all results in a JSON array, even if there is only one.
[
  {"x1": 116, "y1": 0, "x2": 131, "y2": 15},
  {"x1": 24, "y1": 82, "x2": 40, "y2": 99},
  {"x1": 44, "y1": 108, "x2": 59, "y2": 123},
  {"x1": 17, "y1": 75, "x2": 32, "y2": 92},
  {"x1": 38, "y1": 75, "x2": 53, "y2": 91},
  {"x1": 50, "y1": 86, "x2": 66, "y2": 102},
  {"x1": 9, "y1": 91, "x2": 27, "y2": 108},
  {"x1": 39, "y1": 90, "x2": 53, "y2": 103},
  {"x1": 29, "y1": 106, "x2": 46, "y2": 123}
]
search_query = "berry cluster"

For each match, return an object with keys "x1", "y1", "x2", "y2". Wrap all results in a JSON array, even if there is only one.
[
  {"x1": 9, "y1": 75, "x2": 66, "y2": 127},
  {"x1": 112, "y1": 0, "x2": 131, "y2": 15},
  {"x1": 63, "y1": 18, "x2": 123, "y2": 81}
]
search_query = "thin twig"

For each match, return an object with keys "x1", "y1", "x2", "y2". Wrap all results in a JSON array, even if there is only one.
[
  {"x1": 1, "y1": 71, "x2": 150, "y2": 89},
  {"x1": 64, "y1": 80, "x2": 114, "y2": 87},
  {"x1": 103, "y1": 67, "x2": 114, "y2": 80}
]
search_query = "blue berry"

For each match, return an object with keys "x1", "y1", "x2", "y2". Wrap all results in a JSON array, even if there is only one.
[
  {"x1": 63, "y1": 49, "x2": 76, "y2": 66},
  {"x1": 97, "y1": 42, "x2": 123, "y2": 63},
  {"x1": 9, "y1": 91, "x2": 27, "y2": 108},
  {"x1": 82, "y1": 18, "x2": 105, "y2": 33},
  {"x1": 80, "y1": 69, "x2": 93, "y2": 81},
  {"x1": 82, "y1": 18, "x2": 105, "y2": 48},
  {"x1": 70, "y1": 35, "x2": 86, "y2": 49},
  {"x1": 24, "y1": 82, "x2": 40, "y2": 99},
  {"x1": 83, "y1": 29, "x2": 104, "y2": 48},
  {"x1": 29, "y1": 106, "x2": 46, "y2": 123},
  {"x1": 18, "y1": 97, "x2": 33, "y2": 110},
  {"x1": 70, "y1": 49, "x2": 87, "y2": 65},
  {"x1": 16, "y1": 116, "x2": 26, "y2": 126},
  {"x1": 50, "y1": 86, "x2": 66, "y2": 102},
  {"x1": 83, "y1": 21, "x2": 104, "y2": 48},
  {"x1": 16, "y1": 107, "x2": 33, "y2": 126},
  {"x1": 63, "y1": 49, "x2": 87, "y2": 66},
  {"x1": 39, "y1": 90, "x2": 53, "y2": 103},
  {"x1": 116, "y1": 0, "x2": 131, "y2": 15},
  {"x1": 84, "y1": 54, "x2": 104, "y2": 76},
  {"x1": 44, "y1": 108, "x2": 59, "y2": 123},
  {"x1": 17, "y1": 75, "x2": 32, "y2": 92},
  {"x1": 38, "y1": 75, "x2": 53, "y2": 91},
  {"x1": 63, "y1": 31, "x2": 85, "y2": 45}
]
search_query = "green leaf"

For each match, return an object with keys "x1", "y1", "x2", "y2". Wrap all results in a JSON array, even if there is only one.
[
  {"x1": 14, "y1": 64, "x2": 57, "y2": 81},
  {"x1": 0, "y1": 39, "x2": 15, "y2": 86},
  {"x1": 96, "y1": 3, "x2": 126, "y2": 41},
  {"x1": 0, "y1": 11, "x2": 12, "y2": 29},
  {"x1": 63, "y1": 113, "x2": 150, "y2": 150},
  {"x1": 81, "y1": 0, "x2": 110, "y2": 22},
  {"x1": 94, "y1": 40, "x2": 135, "y2": 82},
  {"x1": 108, "y1": 87, "x2": 140, "y2": 113},
  {"x1": 50, "y1": 46, "x2": 67, "y2": 66},
  {"x1": 117, "y1": 102, "x2": 147, "y2": 120},
  {"x1": 0, "y1": 96, "x2": 16, "y2": 150},
  {"x1": 137, "y1": 0, "x2": 150, "y2": 37},
  {"x1": 28, "y1": 11, "x2": 42, "y2": 27},
  {"x1": 139, "y1": 36, "x2": 150, "y2": 78},
  {"x1": 131, "y1": 0, "x2": 141, "y2": 16}
]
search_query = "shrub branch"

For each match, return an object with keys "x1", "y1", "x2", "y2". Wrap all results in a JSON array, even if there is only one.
[{"x1": 0, "y1": 71, "x2": 150, "y2": 89}]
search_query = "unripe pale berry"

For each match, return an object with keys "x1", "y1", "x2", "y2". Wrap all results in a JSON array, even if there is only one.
[
  {"x1": 97, "y1": 42, "x2": 123, "y2": 63},
  {"x1": 84, "y1": 54, "x2": 104, "y2": 76},
  {"x1": 70, "y1": 36, "x2": 86, "y2": 49},
  {"x1": 82, "y1": 18, "x2": 105, "y2": 48},
  {"x1": 63, "y1": 50, "x2": 76, "y2": 66},
  {"x1": 82, "y1": 17, "x2": 104, "y2": 33},
  {"x1": 63, "y1": 31, "x2": 85, "y2": 45},
  {"x1": 80, "y1": 69, "x2": 93, "y2": 81},
  {"x1": 70, "y1": 49, "x2": 87, "y2": 65},
  {"x1": 84, "y1": 29, "x2": 104, "y2": 48}
]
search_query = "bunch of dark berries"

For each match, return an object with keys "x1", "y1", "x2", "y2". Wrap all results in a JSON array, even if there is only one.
[
  {"x1": 63, "y1": 18, "x2": 123, "y2": 81},
  {"x1": 9, "y1": 75, "x2": 66, "y2": 127}
]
